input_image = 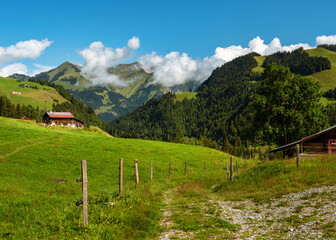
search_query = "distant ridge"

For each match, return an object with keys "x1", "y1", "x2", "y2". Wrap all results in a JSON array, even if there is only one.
[{"x1": 32, "y1": 61, "x2": 198, "y2": 122}]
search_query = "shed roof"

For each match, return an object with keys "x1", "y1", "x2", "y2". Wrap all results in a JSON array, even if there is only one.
[
  {"x1": 45, "y1": 112, "x2": 75, "y2": 118},
  {"x1": 268, "y1": 125, "x2": 336, "y2": 153}
]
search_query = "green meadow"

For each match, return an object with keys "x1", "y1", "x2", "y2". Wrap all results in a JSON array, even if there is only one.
[
  {"x1": 1, "y1": 117, "x2": 336, "y2": 239},
  {"x1": 0, "y1": 77, "x2": 67, "y2": 111},
  {"x1": 306, "y1": 48, "x2": 336, "y2": 90},
  {"x1": 0, "y1": 117, "x2": 233, "y2": 239},
  {"x1": 175, "y1": 92, "x2": 197, "y2": 102}
]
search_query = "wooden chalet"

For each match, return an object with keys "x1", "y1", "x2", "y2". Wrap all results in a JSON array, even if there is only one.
[
  {"x1": 43, "y1": 112, "x2": 84, "y2": 128},
  {"x1": 269, "y1": 125, "x2": 336, "y2": 156}
]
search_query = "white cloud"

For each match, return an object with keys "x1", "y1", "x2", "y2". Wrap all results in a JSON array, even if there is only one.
[
  {"x1": 0, "y1": 63, "x2": 28, "y2": 77},
  {"x1": 78, "y1": 37, "x2": 140, "y2": 86},
  {"x1": 128, "y1": 37, "x2": 140, "y2": 50},
  {"x1": 139, "y1": 36, "x2": 314, "y2": 87},
  {"x1": 214, "y1": 37, "x2": 312, "y2": 62},
  {"x1": 0, "y1": 39, "x2": 52, "y2": 65},
  {"x1": 31, "y1": 64, "x2": 55, "y2": 76},
  {"x1": 316, "y1": 35, "x2": 336, "y2": 45}
]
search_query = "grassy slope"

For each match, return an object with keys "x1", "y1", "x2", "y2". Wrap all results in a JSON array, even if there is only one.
[
  {"x1": 2, "y1": 117, "x2": 336, "y2": 238},
  {"x1": 0, "y1": 77, "x2": 67, "y2": 111},
  {"x1": 252, "y1": 56, "x2": 266, "y2": 73},
  {"x1": 216, "y1": 156, "x2": 336, "y2": 202},
  {"x1": 175, "y1": 92, "x2": 197, "y2": 101},
  {"x1": 168, "y1": 155, "x2": 336, "y2": 238},
  {"x1": 306, "y1": 48, "x2": 336, "y2": 91},
  {"x1": 0, "y1": 117, "x2": 232, "y2": 239}
]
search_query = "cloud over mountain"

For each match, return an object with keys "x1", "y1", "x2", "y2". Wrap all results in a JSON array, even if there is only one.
[
  {"x1": 0, "y1": 63, "x2": 28, "y2": 77},
  {"x1": 78, "y1": 37, "x2": 140, "y2": 86},
  {"x1": 316, "y1": 35, "x2": 336, "y2": 45},
  {"x1": 139, "y1": 36, "x2": 313, "y2": 87}
]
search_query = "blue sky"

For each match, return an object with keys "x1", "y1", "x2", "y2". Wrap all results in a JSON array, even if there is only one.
[{"x1": 1, "y1": 0, "x2": 336, "y2": 83}]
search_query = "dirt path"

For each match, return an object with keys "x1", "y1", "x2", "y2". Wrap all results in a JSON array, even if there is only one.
[
  {"x1": 159, "y1": 188, "x2": 194, "y2": 240},
  {"x1": 0, "y1": 138, "x2": 52, "y2": 160},
  {"x1": 158, "y1": 184, "x2": 336, "y2": 239}
]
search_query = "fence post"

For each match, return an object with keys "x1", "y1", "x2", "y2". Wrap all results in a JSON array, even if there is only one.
[
  {"x1": 134, "y1": 159, "x2": 139, "y2": 186},
  {"x1": 81, "y1": 160, "x2": 88, "y2": 226},
  {"x1": 226, "y1": 162, "x2": 229, "y2": 177},
  {"x1": 169, "y1": 162, "x2": 171, "y2": 179},
  {"x1": 230, "y1": 156, "x2": 233, "y2": 182},
  {"x1": 119, "y1": 158, "x2": 123, "y2": 194},
  {"x1": 150, "y1": 162, "x2": 153, "y2": 181},
  {"x1": 296, "y1": 144, "x2": 300, "y2": 168}
]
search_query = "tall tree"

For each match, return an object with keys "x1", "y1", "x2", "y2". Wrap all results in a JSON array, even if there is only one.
[{"x1": 252, "y1": 63, "x2": 328, "y2": 145}]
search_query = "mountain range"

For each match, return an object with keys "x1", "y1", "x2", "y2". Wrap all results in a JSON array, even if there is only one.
[
  {"x1": 8, "y1": 46, "x2": 336, "y2": 123},
  {"x1": 10, "y1": 62, "x2": 198, "y2": 122}
]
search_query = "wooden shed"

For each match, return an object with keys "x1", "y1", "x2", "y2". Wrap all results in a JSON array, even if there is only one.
[
  {"x1": 43, "y1": 112, "x2": 84, "y2": 128},
  {"x1": 269, "y1": 125, "x2": 336, "y2": 156}
]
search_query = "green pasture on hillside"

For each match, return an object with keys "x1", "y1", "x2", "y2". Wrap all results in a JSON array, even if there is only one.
[
  {"x1": 0, "y1": 117, "x2": 233, "y2": 239},
  {"x1": 0, "y1": 77, "x2": 67, "y2": 111},
  {"x1": 175, "y1": 92, "x2": 197, "y2": 101},
  {"x1": 252, "y1": 56, "x2": 265, "y2": 73},
  {"x1": 2, "y1": 116, "x2": 336, "y2": 239},
  {"x1": 306, "y1": 48, "x2": 336, "y2": 91}
]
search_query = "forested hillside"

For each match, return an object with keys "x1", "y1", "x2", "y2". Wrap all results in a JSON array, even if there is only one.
[
  {"x1": 111, "y1": 51, "x2": 336, "y2": 155},
  {"x1": 262, "y1": 48, "x2": 331, "y2": 75},
  {"x1": 110, "y1": 53, "x2": 259, "y2": 155}
]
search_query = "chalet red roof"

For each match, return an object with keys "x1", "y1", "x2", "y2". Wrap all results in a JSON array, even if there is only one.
[{"x1": 46, "y1": 112, "x2": 75, "y2": 118}]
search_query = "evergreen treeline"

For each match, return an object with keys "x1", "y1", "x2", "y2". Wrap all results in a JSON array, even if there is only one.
[
  {"x1": 323, "y1": 88, "x2": 336, "y2": 126},
  {"x1": 262, "y1": 48, "x2": 331, "y2": 76},
  {"x1": 323, "y1": 87, "x2": 336, "y2": 99},
  {"x1": 318, "y1": 44, "x2": 336, "y2": 52},
  {"x1": 0, "y1": 96, "x2": 44, "y2": 121}
]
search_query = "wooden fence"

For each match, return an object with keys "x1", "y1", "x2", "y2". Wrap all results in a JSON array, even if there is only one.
[{"x1": 76, "y1": 155, "x2": 247, "y2": 226}]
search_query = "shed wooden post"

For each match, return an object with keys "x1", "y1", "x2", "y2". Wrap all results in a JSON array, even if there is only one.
[
  {"x1": 169, "y1": 162, "x2": 171, "y2": 179},
  {"x1": 296, "y1": 144, "x2": 300, "y2": 168},
  {"x1": 119, "y1": 158, "x2": 123, "y2": 194},
  {"x1": 81, "y1": 160, "x2": 88, "y2": 226},
  {"x1": 230, "y1": 156, "x2": 233, "y2": 182},
  {"x1": 134, "y1": 159, "x2": 139, "y2": 186},
  {"x1": 226, "y1": 162, "x2": 229, "y2": 177},
  {"x1": 150, "y1": 162, "x2": 153, "y2": 181},
  {"x1": 185, "y1": 160, "x2": 187, "y2": 176}
]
